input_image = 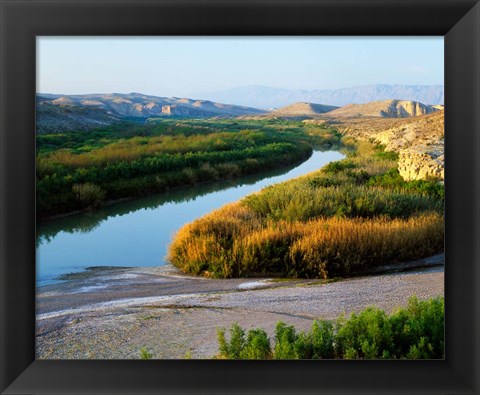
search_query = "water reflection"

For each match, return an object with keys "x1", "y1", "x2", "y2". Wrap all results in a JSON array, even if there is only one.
[
  {"x1": 36, "y1": 150, "x2": 344, "y2": 286},
  {"x1": 37, "y1": 159, "x2": 308, "y2": 245}
]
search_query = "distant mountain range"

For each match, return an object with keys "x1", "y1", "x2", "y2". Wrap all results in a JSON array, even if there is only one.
[
  {"x1": 36, "y1": 93, "x2": 266, "y2": 133},
  {"x1": 195, "y1": 84, "x2": 444, "y2": 109},
  {"x1": 36, "y1": 91, "x2": 442, "y2": 133},
  {"x1": 38, "y1": 92, "x2": 265, "y2": 117}
]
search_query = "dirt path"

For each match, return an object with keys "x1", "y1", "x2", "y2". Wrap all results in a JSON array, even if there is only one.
[{"x1": 36, "y1": 255, "x2": 444, "y2": 359}]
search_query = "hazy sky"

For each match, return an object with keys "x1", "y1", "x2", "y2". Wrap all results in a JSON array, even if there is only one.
[{"x1": 37, "y1": 37, "x2": 444, "y2": 96}]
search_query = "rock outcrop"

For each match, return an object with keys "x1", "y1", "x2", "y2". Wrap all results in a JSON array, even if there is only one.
[
  {"x1": 398, "y1": 143, "x2": 444, "y2": 181},
  {"x1": 326, "y1": 99, "x2": 438, "y2": 118},
  {"x1": 333, "y1": 110, "x2": 445, "y2": 181},
  {"x1": 160, "y1": 104, "x2": 212, "y2": 117}
]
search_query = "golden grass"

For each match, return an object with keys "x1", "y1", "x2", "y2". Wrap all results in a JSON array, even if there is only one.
[
  {"x1": 168, "y1": 140, "x2": 444, "y2": 279},
  {"x1": 36, "y1": 131, "x2": 258, "y2": 169},
  {"x1": 288, "y1": 214, "x2": 443, "y2": 277},
  {"x1": 168, "y1": 202, "x2": 444, "y2": 278}
]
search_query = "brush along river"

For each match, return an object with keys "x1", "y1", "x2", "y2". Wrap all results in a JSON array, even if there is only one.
[
  {"x1": 35, "y1": 149, "x2": 444, "y2": 359},
  {"x1": 36, "y1": 150, "x2": 343, "y2": 286}
]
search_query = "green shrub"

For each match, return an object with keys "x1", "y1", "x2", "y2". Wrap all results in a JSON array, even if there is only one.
[
  {"x1": 217, "y1": 323, "x2": 245, "y2": 359},
  {"x1": 308, "y1": 177, "x2": 342, "y2": 188},
  {"x1": 374, "y1": 150, "x2": 399, "y2": 161},
  {"x1": 322, "y1": 160, "x2": 356, "y2": 174},
  {"x1": 335, "y1": 307, "x2": 393, "y2": 359},
  {"x1": 310, "y1": 320, "x2": 335, "y2": 359},
  {"x1": 71, "y1": 183, "x2": 106, "y2": 208},
  {"x1": 344, "y1": 169, "x2": 371, "y2": 184},
  {"x1": 217, "y1": 324, "x2": 272, "y2": 359},
  {"x1": 139, "y1": 347, "x2": 153, "y2": 360},
  {"x1": 368, "y1": 168, "x2": 444, "y2": 199},
  {"x1": 274, "y1": 322, "x2": 297, "y2": 359},
  {"x1": 215, "y1": 297, "x2": 444, "y2": 360},
  {"x1": 37, "y1": 120, "x2": 317, "y2": 218},
  {"x1": 241, "y1": 329, "x2": 271, "y2": 359},
  {"x1": 389, "y1": 296, "x2": 444, "y2": 359}
]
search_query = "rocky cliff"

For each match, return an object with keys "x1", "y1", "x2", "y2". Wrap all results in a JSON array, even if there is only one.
[
  {"x1": 326, "y1": 100, "x2": 438, "y2": 118},
  {"x1": 398, "y1": 143, "x2": 444, "y2": 181},
  {"x1": 334, "y1": 110, "x2": 445, "y2": 181}
]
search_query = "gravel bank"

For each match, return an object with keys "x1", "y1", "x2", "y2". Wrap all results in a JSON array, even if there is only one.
[{"x1": 36, "y1": 255, "x2": 444, "y2": 359}]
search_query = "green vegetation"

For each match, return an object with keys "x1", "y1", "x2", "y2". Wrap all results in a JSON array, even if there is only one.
[
  {"x1": 368, "y1": 168, "x2": 445, "y2": 200},
  {"x1": 216, "y1": 297, "x2": 444, "y2": 359},
  {"x1": 71, "y1": 183, "x2": 106, "y2": 208},
  {"x1": 139, "y1": 347, "x2": 153, "y2": 360},
  {"x1": 37, "y1": 119, "x2": 340, "y2": 218},
  {"x1": 168, "y1": 141, "x2": 444, "y2": 278}
]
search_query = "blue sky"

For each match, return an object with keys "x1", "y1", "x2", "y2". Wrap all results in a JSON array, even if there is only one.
[{"x1": 37, "y1": 37, "x2": 444, "y2": 96}]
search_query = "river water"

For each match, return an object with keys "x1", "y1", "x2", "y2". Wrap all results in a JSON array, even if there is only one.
[{"x1": 36, "y1": 150, "x2": 344, "y2": 286}]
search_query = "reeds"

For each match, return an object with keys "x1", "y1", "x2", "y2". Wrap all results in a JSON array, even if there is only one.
[
  {"x1": 168, "y1": 203, "x2": 444, "y2": 278},
  {"x1": 168, "y1": 141, "x2": 444, "y2": 279}
]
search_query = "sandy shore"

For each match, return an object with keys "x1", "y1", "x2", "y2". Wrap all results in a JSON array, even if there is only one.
[{"x1": 36, "y1": 255, "x2": 444, "y2": 359}]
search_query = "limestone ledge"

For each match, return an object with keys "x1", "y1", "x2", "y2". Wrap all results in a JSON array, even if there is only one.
[
  {"x1": 332, "y1": 111, "x2": 444, "y2": 182},
  {"x1": 398, "y1": 142, "x2": 444, "y2": 181}
]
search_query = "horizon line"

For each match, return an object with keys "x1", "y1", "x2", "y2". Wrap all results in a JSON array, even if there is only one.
[{"x1": 37, "y1": 82, "x2": 445, "y2": 98}]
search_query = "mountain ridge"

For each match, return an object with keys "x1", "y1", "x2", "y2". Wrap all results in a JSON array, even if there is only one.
[
  {"x1": 36, "y1": 92, "x2": 441, "y2": 134},
  {"x1": 36, "y1": 92, "x2": 267, "y2": 133},
  {"x1": 37, "y1": 92, "x2": 266, "y2": 117},
  {"x1": 195, "y1": 84, "x2": 444, "y2": 109}
]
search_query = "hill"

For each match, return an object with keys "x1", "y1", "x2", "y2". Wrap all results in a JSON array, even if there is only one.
[
  {"x1": 36, "y1": 93, "x2": 266, "y2": 133},
  {"x1": 36, "y1": 102, "x2": 122, "y2": 134},
  {"x1": 195, "y1": 84, "x2": 444, "y2": 108},
  {"x1": 326, "y1": 100, "x2": 438, "y2": 118},
  {"x1": 267, "y1": 102, "x2": 338, "y2": 118}
]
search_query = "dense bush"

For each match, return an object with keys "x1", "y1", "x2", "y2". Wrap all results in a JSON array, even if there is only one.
[
  {"x1": 322, "y1": 160, "x2": 356, "y2": 174},
  {"x1": 168, "y1": 207, "x2": 443, "y2": 278},
  {"x1": 368, "y1": 168, "x2": 444, "y2": 199},
  {"x1": 139, "y1": 347, "x2": 153, "y2": 360},
  {"x1": 217, "y1": 324, "x2": 271, "y2": 359},
  {"x1": 36, "y1": 118, "x2": 338, "y2": 218},
  {"x1": 243, "y1": 183, "x2": 442, "y2": 221},
  {"x1": 216, "y1": 297, "x2": 444, "y2": 359},
  {"x1": 71, "y1": 183, "x2": 106, "y2": 208}
]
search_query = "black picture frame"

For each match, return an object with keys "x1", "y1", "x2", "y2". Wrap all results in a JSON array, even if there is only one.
[{"x1": 1, "y1": 0, "x2": 479, "y2": 394}]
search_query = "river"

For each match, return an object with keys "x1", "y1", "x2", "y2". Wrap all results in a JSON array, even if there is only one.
[{"x1": 36, "y1": 150, "x2": 344, "y2": 286}]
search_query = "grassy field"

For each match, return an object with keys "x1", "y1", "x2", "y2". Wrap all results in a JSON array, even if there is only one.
[
  {"x1": 168, "y1": 141, "x2": 444, "y2": 278},
  {"x1": 36, "y1": 118, "x2": 341, "y2": 219}
]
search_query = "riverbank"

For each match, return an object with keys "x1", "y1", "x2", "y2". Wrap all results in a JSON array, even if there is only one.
[
  {"x1": 36, "y1": 254, "x2": 444, "y2": 359},
  {"x1": 37, "y1": 119, "x2": 324, "y2": 219},
  {"x1": 37, "y1": 150, "x2": 344, "y2": 286},
  {"x1": 168, "y1": 141, "x2": 444, "y2": 279}
]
